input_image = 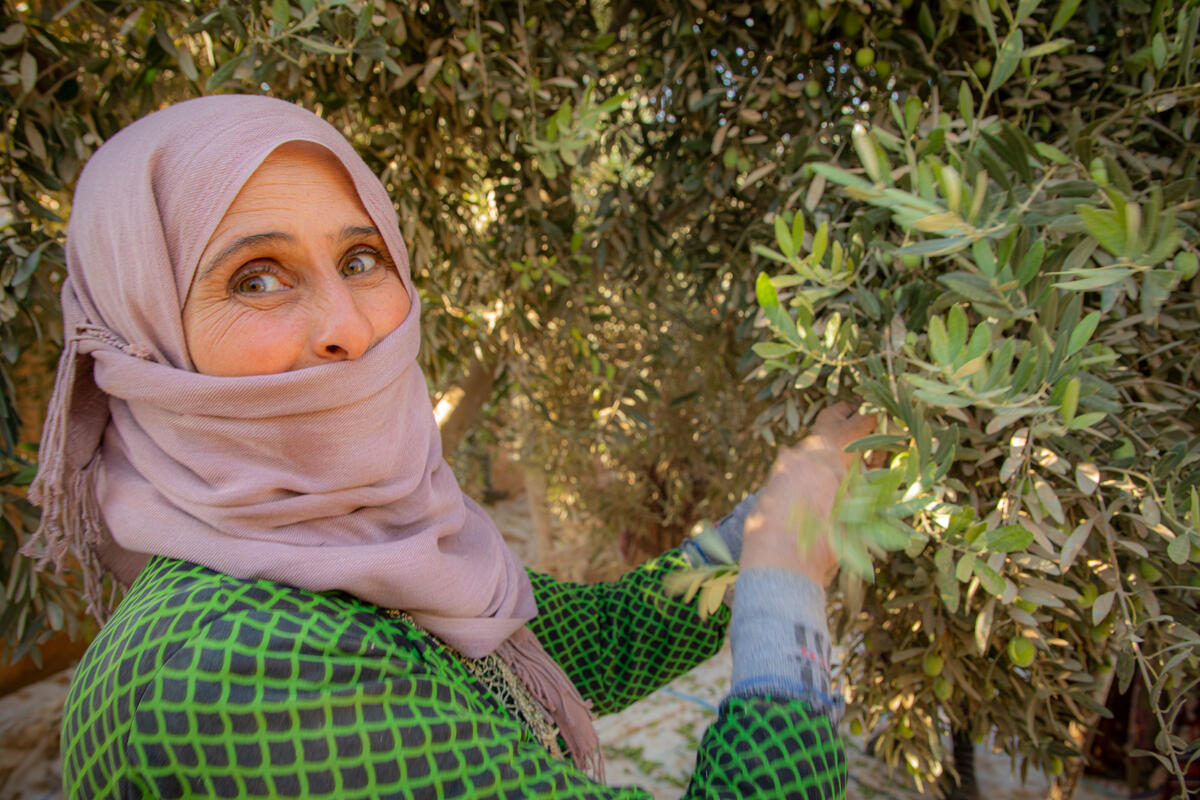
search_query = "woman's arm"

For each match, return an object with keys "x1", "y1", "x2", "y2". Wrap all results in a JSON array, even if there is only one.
[
  {"x1": 726, "y1": 403, "x2": 874, "y2": 716},
  {"x1": 682, "y1": 402, "x2": 875, "y2": 799},
  {"x1": 527, "y1": 403, "x2": 871, "y2": 718},
  {"x1": 524, "y1": 476, "x2": 760, "y2": 716},
  {"x1": 684, "y1": 696, "x2": 846, "y2": 798},
  {"x1": 526, "y1": 548, "x2": 729, "y2": 716}
]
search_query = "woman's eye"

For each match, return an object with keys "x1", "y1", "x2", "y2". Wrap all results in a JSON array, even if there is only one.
[
  {"x1": 343, "y1": 252, "x2": 378, "y2": 276},
  {"x1": 233, "y1": 272, "x2": 285, "y2": 294}
]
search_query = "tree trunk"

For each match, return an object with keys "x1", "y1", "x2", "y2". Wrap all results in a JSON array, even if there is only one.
[
  {"x1": 522, "y1": 466, "x2": 553, "y2": 573},
  {"x1": 0, "y1": 632, "x2": 90, "y2": 697},
  {"x1": 433, "y1": 354, "x2": 498, "y2": 456},
  {"x1": 1046, "y1": 667, "x2": 1117, "y2": 800},
  {"x1": 948, "y1": 728, "x2": 980, "y2": 800}
]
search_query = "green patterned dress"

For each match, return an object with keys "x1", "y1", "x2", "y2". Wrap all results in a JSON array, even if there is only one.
[{"x1": 62, "y1": 550, "x2": 847, "y2": 798}]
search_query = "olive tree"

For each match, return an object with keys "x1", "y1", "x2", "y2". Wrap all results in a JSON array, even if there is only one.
[
  {"x1": 3, "y1": 0, "x2": 1197, "y2": 796},
  {"x1": 738, "y1": 5, "x2": 1199, "y2": 798}
]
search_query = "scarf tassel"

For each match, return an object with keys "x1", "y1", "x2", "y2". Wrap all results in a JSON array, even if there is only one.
[
  {"x1": 22, "y1": 326, "x2": 136, "y2": 622},
  {"x1": 499, "y1": 628, "x2": 605, "y2": 782}
]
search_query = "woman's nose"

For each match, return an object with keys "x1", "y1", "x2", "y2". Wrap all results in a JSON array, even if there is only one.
[{"x1": 311, "y1": 279, "x2": 373, "y2": 362}]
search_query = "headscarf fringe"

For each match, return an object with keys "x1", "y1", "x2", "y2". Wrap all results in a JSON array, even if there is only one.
[
  {"x1": 22, "y1": 325, "x2": 137, "y2": 624},
  {"x1": 499, "y1": 628, "x2": 605, "y2": 782},
  {"x1": 24, "y1": 334, "x2": 82, "y2": 572}
]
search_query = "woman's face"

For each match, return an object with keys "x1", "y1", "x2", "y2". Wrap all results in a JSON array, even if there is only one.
[{"x1": 183, "y1": 141, "x2": 411, "y2": 376}]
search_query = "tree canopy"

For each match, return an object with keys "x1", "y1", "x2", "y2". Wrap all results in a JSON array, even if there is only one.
[{"x1": 2, "y1": 0, "x2": 1197, "y2": 796}]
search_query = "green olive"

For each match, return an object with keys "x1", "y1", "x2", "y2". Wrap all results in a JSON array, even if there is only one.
[
  {"x1": 875, "y1": 60, "x2": 893, "y2": 79},
  {"x1": 973, "y1": 58, "x2": 992, "y2": 79},
  {"x1": 1113, "y1": 437, "x2": 1134, "y2": 460},
  {"x1": 922, "y1": 652, "x2": 944, "y2": 676},
  {"x1": 1007, "y1": 636, "x2": 1036, "y2": 668},
  {"x1": 841, "y1": 12, "x2": 863, "y2": 37},
  {"x1": 805, "y1": 79, "x2": 822, "y2": 98},
  {"x1": 900, "y1": 253, "x2": 921, "y2": 269},
  {"x1": 855, "y1": 47, "x2": 876, "y2": 69},
  {"x1": 1175, "y1": 251, "x2": 1198, "y2": 280},
  {"x1": 933, "y1": 676, "x2": 953, "y2": 700},
  {"x1": 805, "y1": 8, "x2": 821, "y2": 31}
]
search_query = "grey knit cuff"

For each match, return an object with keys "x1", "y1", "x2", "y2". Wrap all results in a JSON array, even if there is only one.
[
  {"x1": 728, "y1": 567, "x2": 843, "y2": 721},
  {"x1": 680, "y1": 492, "x2": 757, "y2": 567}
]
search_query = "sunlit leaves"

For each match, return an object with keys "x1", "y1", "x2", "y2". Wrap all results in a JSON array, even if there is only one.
[
  {"x1": 987, "y1": 29, "x2": 1024, "y2": 96},
  {"x1": 986, "y1": 525, "x2": 1035, "y2": 553},
  {"x1": 741, "y1": 9, "x2": 1199, "y2": 787},
  {"x1": 663, "y1": 564, "x2": 738, "y2": 620}
]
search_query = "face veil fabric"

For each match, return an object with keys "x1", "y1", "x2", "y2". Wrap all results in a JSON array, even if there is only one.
[{"x1": 27, "y1": 94, "x2": 600, "y2": 775}]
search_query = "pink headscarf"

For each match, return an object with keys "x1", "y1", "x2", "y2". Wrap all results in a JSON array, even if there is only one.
[{"x1": 27, "y1": 94, "x2": 599, "y2": 775}]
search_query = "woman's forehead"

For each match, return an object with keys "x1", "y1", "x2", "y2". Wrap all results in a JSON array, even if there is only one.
[{"x1": 218, "y1": 142, "x2": 368, "y2": 226}]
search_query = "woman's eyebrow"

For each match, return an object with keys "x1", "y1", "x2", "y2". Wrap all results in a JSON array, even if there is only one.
[
  {"x1": 198, "y1": 231, "x2": 293, "y2": 281},
  {"x1": 335, "y1": 225, "x2": 381, "y2": 243}
]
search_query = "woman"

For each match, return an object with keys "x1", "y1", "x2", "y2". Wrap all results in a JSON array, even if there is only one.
[{"x1": 29, "y1": 95, "x2": 873, "y2": 799}]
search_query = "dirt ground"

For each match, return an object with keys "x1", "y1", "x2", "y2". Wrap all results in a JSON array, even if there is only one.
[{"x1": 0, "y1": 490, "x2": 1129, "y2": 800}]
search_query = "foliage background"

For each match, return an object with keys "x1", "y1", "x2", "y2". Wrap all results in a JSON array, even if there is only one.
[{"x1": 2, "y1": 0, "x2": 1197, "y2": 796}]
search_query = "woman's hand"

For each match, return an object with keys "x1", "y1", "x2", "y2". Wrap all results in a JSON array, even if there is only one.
[{"x1": 740, "y1": 402, "x2": 877, "y2": 585}]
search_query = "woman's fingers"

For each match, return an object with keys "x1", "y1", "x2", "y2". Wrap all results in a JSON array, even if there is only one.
[
  {"x1": 811, "y1": 401, "x2": 857, "y2": 431},
  {"x1": 803, "y1": 401, "x2": 877, "y2": 474},
  {"x1": 744, "y1": 400, "x2": 879, "y2": 582},
  {"x1": 843, "y1": 412, "x2": 878, "y2": 445},
  {"x1": 865, "y1": 448, "x2": 889, "y2": 469}
]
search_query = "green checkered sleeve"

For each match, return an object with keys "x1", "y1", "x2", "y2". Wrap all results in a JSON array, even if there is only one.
[
  {"x1": 528, "y1": 550, "x2": 847, "y2": 799},
  {"x1": 526, "y1": 548, "x2": 730, "y2": 715},
  {"x1": 684, "y1": 696, "x2": 847, "y2": 799}
]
